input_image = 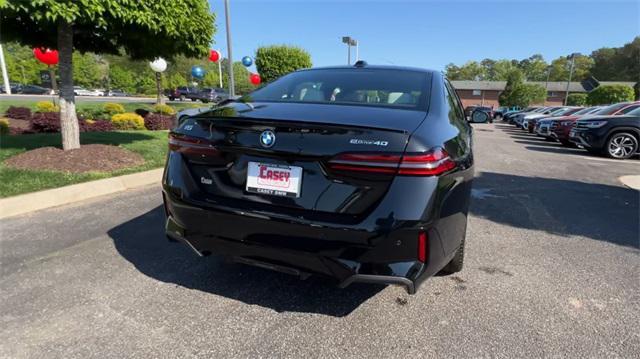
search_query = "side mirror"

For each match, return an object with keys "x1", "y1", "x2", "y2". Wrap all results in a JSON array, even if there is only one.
[{"x1": 469, "y1": 110, "x2": 490, "y2": 123}]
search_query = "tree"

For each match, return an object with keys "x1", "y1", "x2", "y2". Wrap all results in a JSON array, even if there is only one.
[
  {"x1": 587, "y1": 85, "x2": 635, "y2": 105},
  {"x1": 255, "y1": 45, "x2": 312, "y2": 83},
  {"x1": 518, "y1": 54, "x2": 548, "y2": 81},
  {"x1": 548, "y1": 54, "x2": 594, "y2": 82},
  {"x1": 499, "y1": 69, "x2": 545, "y2": 107},
  {"x1": 566, "y1": 93, "x2": 588, "y2": 106},
  {"x1": 202, "y1": 70, "x2": 221, "y2": 88},
  {"x1": 2, "y1": 1, "x2": 215, "y2": 150},
  {"x1": 108, "y1": 65, "x2": 136, "y2": 93},
  {"x1": 499, "y1": 68, "x2": 524, "y2": 106},
  {"x1": 589, "y1": 37, "x2": 640, "y2": 81}
]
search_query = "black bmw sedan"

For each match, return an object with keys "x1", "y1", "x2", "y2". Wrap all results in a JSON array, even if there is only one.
[{"x1": 162, "y1": 63, "x2": 474, "y2": 294}]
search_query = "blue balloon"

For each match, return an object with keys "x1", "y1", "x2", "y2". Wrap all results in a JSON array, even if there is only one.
[
  {"x1": 241, "y1": 56, "x2": 253, "y2": 67},
  {"x1": 191, "y1": 65, "x2": 205, "y2": 79}
]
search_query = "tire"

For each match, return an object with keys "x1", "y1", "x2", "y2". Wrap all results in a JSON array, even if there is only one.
[
  {"x1": 169, "y1": 97, "x2": 175, "y2": 101},
  {"x1": 560, "y1": 139, "x2": 574, "y2": 147},
  {"x1": 441, "y1": 238, "x2": 465, "y2": 274},
  {"x1": 605, "y1": 132, "x2": 638, "y2": 159}
]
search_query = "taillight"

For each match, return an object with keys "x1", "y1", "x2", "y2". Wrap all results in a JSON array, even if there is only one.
[
  {"x1": 328, "y1": 148, "x2": 456, "y2": 176},
  {"x1": 168, "y1": 133, "x2": 218, "y2": 156},
  {"x1": 418, "y1": 232, "x2": 428, "y2": 262}
]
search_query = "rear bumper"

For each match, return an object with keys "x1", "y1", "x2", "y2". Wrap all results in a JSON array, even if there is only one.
[{"x1": 163, "y1": 193, "x2": 455, "y2": 294}]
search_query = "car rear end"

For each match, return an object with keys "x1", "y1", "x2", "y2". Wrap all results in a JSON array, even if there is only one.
[{"x1": 162, "y1": 66, "x2": 473, "y2": 293}]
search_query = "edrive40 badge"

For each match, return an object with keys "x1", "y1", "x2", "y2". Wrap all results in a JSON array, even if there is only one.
[{"x1": 260, "y1": 130, "x2": 276, "y2": 148}]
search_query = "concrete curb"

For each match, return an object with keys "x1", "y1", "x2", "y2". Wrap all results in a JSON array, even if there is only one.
[
  {"x1": 0, "y1": 168, "x2": 163, "y2": 219},
  {"x1": 619, "y1": 175, "x2": 640, "y2": 191}
]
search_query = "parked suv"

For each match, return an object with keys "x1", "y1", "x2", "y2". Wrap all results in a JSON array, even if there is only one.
[
  {"x1": 569, "y1": 107, "x2": 640, "y2": 159},
  {"x1": 194, "y1": 87, "x2": 229, "y2": 103},
  {"x1": 166, "y1": 86, "x2": 199, "y2": 101},
  {"x1": 163, "y1": 64, "x2": 474, "y2": 294}
]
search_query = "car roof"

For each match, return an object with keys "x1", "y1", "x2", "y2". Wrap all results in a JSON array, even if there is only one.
[{"x1": 297, "y1": 64, "x2": 438, "y2": 75}]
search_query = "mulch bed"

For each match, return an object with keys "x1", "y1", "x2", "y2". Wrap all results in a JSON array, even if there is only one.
[{"x1": 4, "y1": 144, "x2": 145, "y2": 173}]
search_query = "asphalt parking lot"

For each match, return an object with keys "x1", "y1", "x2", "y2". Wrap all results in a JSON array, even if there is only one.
[{"x1": 1, "y1": 123, "x2": 638, "y2": 358}]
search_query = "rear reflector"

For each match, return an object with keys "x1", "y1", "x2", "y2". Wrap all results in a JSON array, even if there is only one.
[
  {"x1": 418, "y1": 232, "x2": 428, "y2": 262},
  {"x1": 328, "y1": 148, "x2": 455, "y2": 176}
]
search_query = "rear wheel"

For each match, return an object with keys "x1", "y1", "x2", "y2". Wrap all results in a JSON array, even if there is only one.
[
  {"x1": 441, "y1": 239, "x2": 465, "y2": 274},
  {"x1": 606, "y1": 132, "x2": 638, "y2": 159}
]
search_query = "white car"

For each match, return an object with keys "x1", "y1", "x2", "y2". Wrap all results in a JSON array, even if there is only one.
[{"x1": 73, "y1": 86, "x2": 102, "y2": 96}]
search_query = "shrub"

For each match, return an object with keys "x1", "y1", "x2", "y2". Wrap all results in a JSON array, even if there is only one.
[
  {"x1": 567, "y1": 93, "x2": 588, "y2": 106},
  {"x1": 5, "y1": 106, "x2": 31, "y2": 121},
  {"x1": 103, "y1": 102, "x2": 125, "y2": 115},
  {"x1": 80, "y1": 119, "x2": 114, "y2": 132},
  {"x1": 587, "y1": 84, "x2": 635, "y2": 105},
  {"x1": 111, "y1": 112, "x2": 145, "y2": 130},
  {"x1": 35, "y1": 101, "x2": 59, "y2": 113},
  {"x1": 144, "y1": 113, "x2": 175, "y2": 130},
  {"x1": 152, "y1": 104, "x2": 176, "y2": 115},
  {"x1": 255, "y1": 45, "x2": 312, "y2": 83},
  {"x1": 0, "y1": 118, "x2": 9, "y2": 135},
  {"x1": 31, "y1": 112, "x2": 60, "y2": 133}
]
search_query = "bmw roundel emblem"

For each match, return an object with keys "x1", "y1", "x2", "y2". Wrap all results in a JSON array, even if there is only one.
[{"x1": 259, "y1": 130, "x2": 276, "y2": 148}]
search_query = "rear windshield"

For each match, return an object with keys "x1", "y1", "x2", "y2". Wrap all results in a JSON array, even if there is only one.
[{"x1": 243, "y1": 68, "x2": 431, "y2": 111}]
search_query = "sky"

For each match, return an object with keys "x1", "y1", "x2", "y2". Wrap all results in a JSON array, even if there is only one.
[{"x1": 208, "y1": 0, "x2": 639, "y2": 72}]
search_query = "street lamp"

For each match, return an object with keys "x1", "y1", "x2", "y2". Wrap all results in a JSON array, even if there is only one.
[
  {"x1": 149, "y1": 57, "x2": 167, "y2": 105},
  {"x1": 564, "y1": 53, "x2": 579, "y2": 105},
  {"x1": 342, "y1": 36, "x2": 358, "y2": 65}
]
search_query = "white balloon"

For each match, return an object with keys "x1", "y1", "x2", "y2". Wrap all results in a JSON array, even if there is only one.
[{"x1": 149, "y1": 57, "x2": 167, "y2": 72}]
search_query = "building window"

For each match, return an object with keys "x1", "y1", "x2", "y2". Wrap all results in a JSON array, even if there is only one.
[
  {"x1": 547, "y1": 91, "x2": 558, "y2": 97},
  {"x1": 472, "y1": 90, "x2": 482, "y2": 96}
]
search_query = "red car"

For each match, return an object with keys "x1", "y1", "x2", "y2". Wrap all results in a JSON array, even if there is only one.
[{"x1": 551, "y1": 102, "x2": 640, "y2": 146}]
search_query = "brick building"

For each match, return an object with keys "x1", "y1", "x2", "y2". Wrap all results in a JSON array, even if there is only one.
[{"x1": 450, "y1": 80, "x2": 636, "y2": 109}]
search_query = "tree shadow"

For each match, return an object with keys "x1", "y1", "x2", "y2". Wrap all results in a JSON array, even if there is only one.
[
  {"x1": 107, "y1": 206, "x2": 383, "y2": 317},
  {"x1": 471, "y1": 171, "x2": 640, "y2": 248},
  {"x1": 1, "y1": 131, "x2": 158, "y2": 151}
]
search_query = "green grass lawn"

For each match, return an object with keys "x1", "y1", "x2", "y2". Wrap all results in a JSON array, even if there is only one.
[{"x1": 0, "y1": 131, "x2": 168, "y2": 198}]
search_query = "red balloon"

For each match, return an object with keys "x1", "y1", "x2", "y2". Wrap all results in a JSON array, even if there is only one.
[
  {"x1": 250, "y1": 73, "x2": 261, "y2": 85},
  {"x1": 209, "y1": 49, "x2": 220, "y2": 62},
  {"x1": 33, "y1": 48, "x2": 59, "y2": 65}
]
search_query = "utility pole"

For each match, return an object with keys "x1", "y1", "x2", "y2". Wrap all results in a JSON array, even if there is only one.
[
  {"x1": 564, "y1": 54, "x2": 577, "y2": 105},
  {"x1": 0, "y1": 43, "x2": 11, "y2": 94},
  {"x1": 224, "y1": 0, "x2": 235, "y2": 97}
]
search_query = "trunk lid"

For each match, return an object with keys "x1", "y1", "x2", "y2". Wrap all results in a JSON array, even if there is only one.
[{"x1": 170, "y1": 102, "x2": 427, "y2": 219}]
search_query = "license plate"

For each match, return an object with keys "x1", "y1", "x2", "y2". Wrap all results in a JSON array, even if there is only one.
[
  {"x1": 246, "y1": 162, "x2": 302, "y2": 198},
  {"x1": 570, "y1": 130, "x2": 576, "y2": 137}
]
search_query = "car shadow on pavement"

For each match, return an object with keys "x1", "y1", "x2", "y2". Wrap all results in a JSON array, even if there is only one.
[
  {"x1": 471, "y1": 171, "x2": 640, "y2": 248},
  {"x1": 524, "y1": 145, "x2": 640, "y2": 160},
  {"x1": 107, "y1": 206, "x2": 383, "y2": 317}
]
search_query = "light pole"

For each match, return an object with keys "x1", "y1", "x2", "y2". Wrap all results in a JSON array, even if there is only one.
[
  {"x1": 224, "y1": 0, "x2": 235, "y2": 97},
  {"x1": 342, "y1": 36, "x2": 358, "y2": 65},
  {"x1": 544, "y1": 65, "x2": 551, "y2": 105},
  {"x1": 564, "y1": 53, "x2": 578, "y2": 105},
  {"x1": 0, "y1": 43, "x2": 10, "y2": 94},
  {"x1": 149, "y1": 57, "x2": 167, "y2": 105}
]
